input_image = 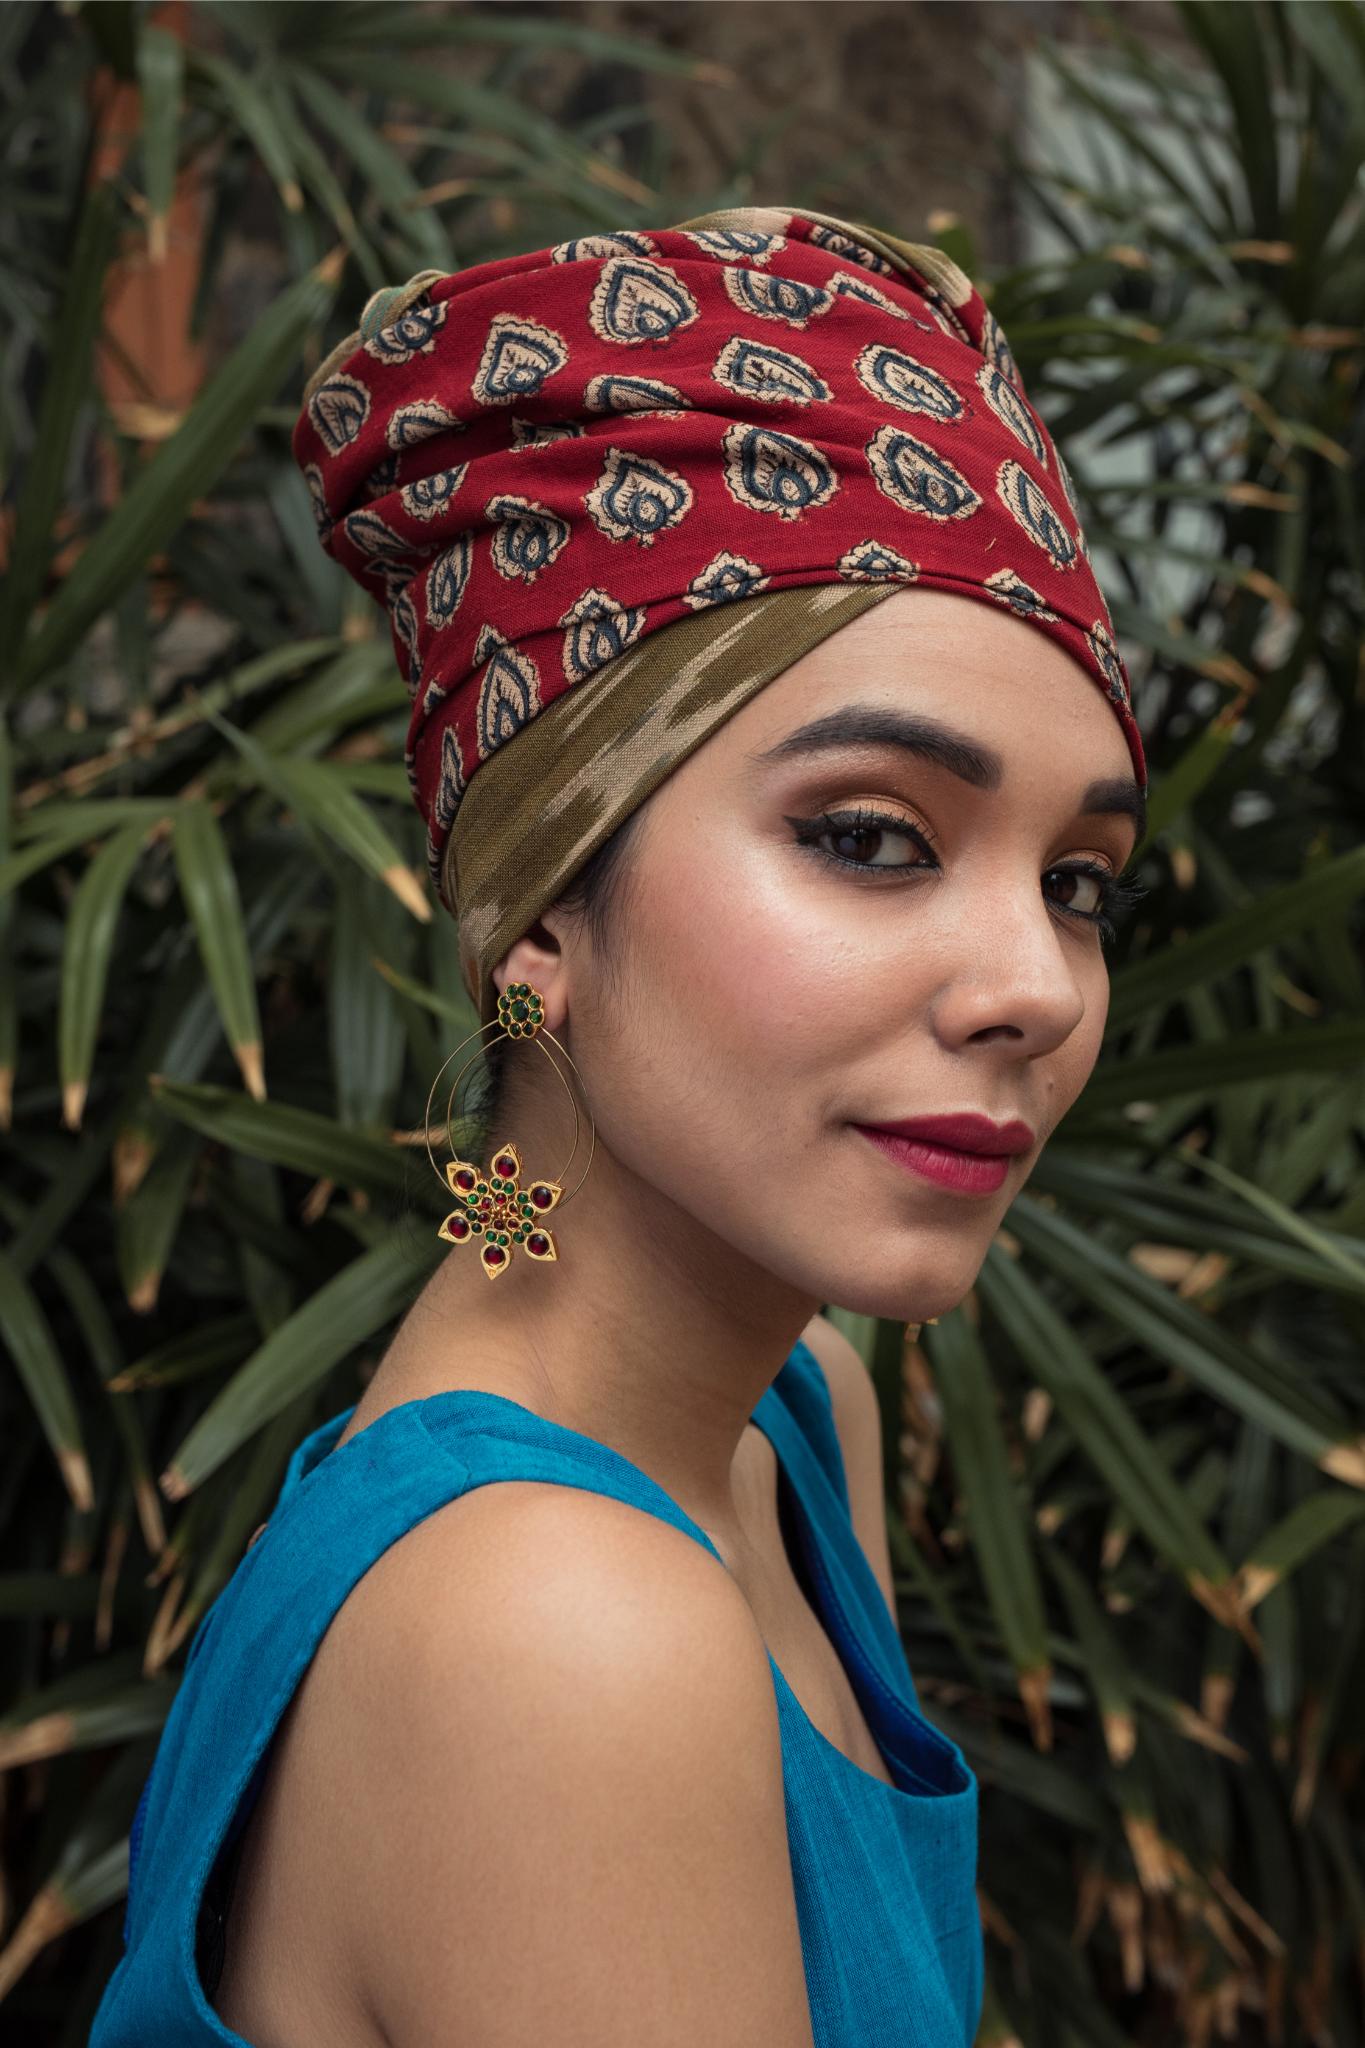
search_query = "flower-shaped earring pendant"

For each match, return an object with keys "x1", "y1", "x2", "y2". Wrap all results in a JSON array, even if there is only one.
[{"x1": 438, "y1": 1139, "x2": 563, "y2": 1279}]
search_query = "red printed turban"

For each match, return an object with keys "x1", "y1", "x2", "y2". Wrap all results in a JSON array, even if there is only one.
[{"x1": 292, "y1": 204, "x2": 1143, "y2": 1020}]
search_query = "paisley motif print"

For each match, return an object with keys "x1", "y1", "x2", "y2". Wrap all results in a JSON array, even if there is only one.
[
  {"x1": 485, "y1": 495, "x2": 571, "y2": 583},
  {"x1": 587, "y1": 257, "x2": 700, "y2": 346},
  {"x1": 360, "y1": 451, "x2": 399, "y2": 503},
  {"x1": 400, "y1": 467, "x2": 468, "y2": 522},
  {"x1": 386, "y1": 398, "x2": 463, "y2": 450},
  {"x1": 584, "y1": 374, "x2": 689, "y2": 414},
  {"x1": 475, "y1": 632, "x2": 543, "y2": 760},
  {"x1": 391, "y1": 586, "x2": 422, "y2": 691},
  {"x1": 722, "y1": 267, "x2": 835, "y2": 328},
  {"x1": 976, "y1": 365, "x2": 1047, "y2": 466},
  {"x1": 362, "y1": 299, "x2": 447, "y2": 366},
  {"x1": 827, "y1": 270, "x2": 914, "y2": 322},
  {"x1": 557, "y1": 587, "x2": 648, "y2": 680},
  {"x1": 509, "y1": 418, "x2": 586, "y2": 449},
  {"x1": 838, "y1": 539, "x2": 919, "y2": 581},
  {"x1": 980, "y1": 307, "x2": 1023, "y2": 390},
  {"x1": 585, "y1": 447, "x2": 694, "y2": 544},
  {"x1": 550, "y1": 231, "x2": 658, "y2": 263},
  {"x1": 712, "y1": 338, "x2": 832, "y2": 407},
  {"x1": 866, "y1": 426, "x2": 981, "y2": 521},
  {"x1": 804, "y1": 222, "x2": 895, "y2": 275},
  {"x1": 855, "y1": 343, "x2": 965, "y2": 423},
  {"x1": 984, "y1": 567, "x2": 1057, "y2": 621},
  {"x1": 721, "y1": 423, "x2": 839, "y2": 520},
  {"x1": 996, "y1": 459, "x2": 1079, "y2": 570},
  {"x1": 343, "y1": 508, "x2": 415, "y2": 567},
  {"x1": 472, "y1": 316, "x2": 571, "y2": 406},
  {"x1": 430, "y1": 726, "x2": 467, "y2": 867},
  {"x1": 680, "y1": 227, "x2": 786, "y2": 264},
  {"x1": 308, "y1": 372, "x2": 370, "y2": 454},
  {"x1": 682, "y1": 550, "x2": 772, "y2": 608},
  {"x1": 1087, "y1": 619, "x2": 1128, "y2": 704},
  {"x1": 424, "y1": 534, "x2": 472, "y2": 628},
  {"x1": 302, "y1": 463, "x2": 331, "y2": 540}
]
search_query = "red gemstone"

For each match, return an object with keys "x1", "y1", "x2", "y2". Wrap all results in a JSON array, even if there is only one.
[
  {"x1": 527, "y1": 1233, "x2": 549, "y2": 1256},
  {"x1": 449, "y1": 1218, "x2": 469, "y2": 1238},
  {"x1": 531, "y1": 1186, "x2": 552, "y2": 1208},
  {"x1": 496, "y1": 1155, "x2": 515, "y2": 1175},
  {"x1": 455, "y1": 1168, "x2": 475, "y2": 1190},
  {"x1": 485, "y1": 1246, "x2": 505, "y2": 1266}
]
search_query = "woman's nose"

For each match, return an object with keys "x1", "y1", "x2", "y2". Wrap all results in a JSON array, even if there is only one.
[{"x1": 929, "y1": 894, "x2": 1090, "y2": 1058}]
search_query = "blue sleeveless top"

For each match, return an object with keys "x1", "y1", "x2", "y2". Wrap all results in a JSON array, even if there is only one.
[{"x1": 90, "y1": 1338, "x2": 982, "y2": 2046}]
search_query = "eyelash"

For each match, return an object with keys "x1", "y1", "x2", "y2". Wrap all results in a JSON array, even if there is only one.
[{"x1": 790, "y1": 804, "x2": 1148, "y2": 945}]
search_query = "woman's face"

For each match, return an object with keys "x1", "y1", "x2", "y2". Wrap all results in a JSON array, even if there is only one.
[{"x1": 546, "y1": 587, "x2": 1144, "y2": 1322}]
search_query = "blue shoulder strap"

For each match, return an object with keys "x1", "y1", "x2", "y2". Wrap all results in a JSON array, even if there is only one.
[{"x1": 755, "y1": 1339, "x2": 921, "y2": 1714}]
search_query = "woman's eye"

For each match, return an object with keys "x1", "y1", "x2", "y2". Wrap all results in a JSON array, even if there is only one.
[
  {"x1": 796, "y1": 809, "x2": 936, "y2": 872},
  {"x1": 1045, "y1": 866, "x2": 1107, "y2": 915}
]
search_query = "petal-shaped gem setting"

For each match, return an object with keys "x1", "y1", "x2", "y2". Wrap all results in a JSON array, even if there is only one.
[{"x1": 439, "y1": 1142, "x2": 562, "y2": 1274}]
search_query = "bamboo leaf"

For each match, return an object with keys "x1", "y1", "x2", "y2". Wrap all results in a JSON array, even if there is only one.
[
  {"x1": 58, "y1": 820, "x2": 151, "y2": 1130},
  {"x1": 16, "y1": 248, "x2": 342, "y2": 685},
  {"x1": 1007, "y1": 1196, "x2": 1364, "y2": 1480},
  {"x1": 978, "y1": 1244, "x2": 1241, "y2": 1627},
  {"x1": 1237, "y1": 1492, "x2": 1365, "y2": 1611},
  {"x1": 330, "y1": 875, "x2": 407, "y2": 1128},
  {"x1": 1083, "y1": 1020, "x2": 1365, "y2": 1112},
  {"x1": 114, "y1": 1122, "x2": 202, "y2": 1315},
  {"x1": 1108, "y1": 846, "x2": 1365, "y2": 1029},
  {"x1": 186, "y1": 45, "x2": 304, "y2": 213},
  {"x1": 925, "y1": 1311, "x2": 1053, "y2": 1747},
  {"x1": 1176, "y1": 1147, "x2": 1365, "y2": 1294},
  {"x1": 136, "y1": 23, "x2": 184, "y2": 262},
  {"x1": 171, "y1": 800, "x2": 266, "y2": 1100},
  {"x1": 147, "y1": 1076, "x2": 420, "y2": 1196},
  {"x1": 0, "y1": 179, "x2": 119, "y2": 654},
  {"x1": 1042, "y1": 1544, "x2": 1138, "y2": 1766},
  {"x1": 0, "y1": 1678, "x2": 177, "y2": 1769},
  {"x1": 211, "y1": 710, "x2": 431, "y2": 922},
  {"x1": 0, "y1": 1249, "x2": 92, "y2": 1512},
  {"x1": 162, "y1": 1229, "x2": 442, "y2": 1497}
]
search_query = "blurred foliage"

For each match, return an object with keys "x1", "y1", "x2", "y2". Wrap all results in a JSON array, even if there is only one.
[{"x1": 0, "y1": 1, "x2": 1362, "y2": 2044}]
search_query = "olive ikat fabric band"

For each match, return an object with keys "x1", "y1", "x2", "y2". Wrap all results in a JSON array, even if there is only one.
[
  {"x1": 291, "y1": 203, "x2": 1145, "y2": 1021},
  {"x1": 447, "y1": 578, "x2": 898, "y2": 1023}
]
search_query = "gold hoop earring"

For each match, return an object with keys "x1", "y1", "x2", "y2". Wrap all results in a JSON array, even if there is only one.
[{"x1": 423, "y1": 981, "x2": 596, "y2": 1280}]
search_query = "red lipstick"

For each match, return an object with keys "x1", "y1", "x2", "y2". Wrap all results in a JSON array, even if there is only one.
[{"x1": 851, "y1": 1113, "x2": 1035, "y2": 1197}]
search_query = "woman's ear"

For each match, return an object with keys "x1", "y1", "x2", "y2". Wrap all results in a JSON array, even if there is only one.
[{"x1": 493, "y1": 916, "x2": 569, "y2": 1031}]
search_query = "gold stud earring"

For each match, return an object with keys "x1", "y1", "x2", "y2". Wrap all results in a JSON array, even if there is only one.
[{"x1": 423, "y1": 982, "x2": 595, "y2": 1280}]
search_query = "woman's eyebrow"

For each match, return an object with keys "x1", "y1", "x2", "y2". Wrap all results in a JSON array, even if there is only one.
[
  {"x1": 1082, "y1": 775, "x2": 1147, "y2": 842},
  {"x1": 751, "y1": 704, "x2": 1147, "y2": 844},
  {"x1": 750, "y1": 706, "x2": 1002, "y2": 788}
]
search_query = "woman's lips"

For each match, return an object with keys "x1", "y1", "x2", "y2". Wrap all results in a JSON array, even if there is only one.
[{"x1": 852, "y1": 1124, "x2": 1014, "y2": 1195}]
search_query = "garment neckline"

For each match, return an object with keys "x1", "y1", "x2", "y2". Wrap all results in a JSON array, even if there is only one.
[
  {"x1": 293, "y1": 1346, "x2": 972, "y2": 1804},
  {"x1": 745, "y1": 1381, "x2": 973, "y2": 1804}
]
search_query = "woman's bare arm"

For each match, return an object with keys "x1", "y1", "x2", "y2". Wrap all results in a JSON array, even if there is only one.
[{"x1": 324, "y1": 1481, "x2": 818, "y2": 2048}]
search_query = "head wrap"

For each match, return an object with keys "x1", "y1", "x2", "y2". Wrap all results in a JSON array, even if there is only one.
[{"x1": 292, "y1": 204, "x2": 1144, "y2": 1024}]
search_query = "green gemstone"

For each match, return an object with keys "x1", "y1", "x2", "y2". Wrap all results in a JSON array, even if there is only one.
[
  {"x1": 513, "y1": 1230, "x2": 525, "y2": 1242},
  {"x1": 472, "y1": 1224, "x2": 483, "y2": 1235},
  {"x1": 511, "y1": 999, "x2": 528, "y2": 1021},
  {"x1": 476, "y1": 1182, "x2": 487, "y2": 1194}
]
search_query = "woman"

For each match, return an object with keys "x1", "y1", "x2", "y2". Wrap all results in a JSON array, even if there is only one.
[{"x1": 91, "y1": 204, "x2": 1146, "y2": 2048}]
